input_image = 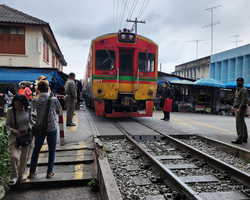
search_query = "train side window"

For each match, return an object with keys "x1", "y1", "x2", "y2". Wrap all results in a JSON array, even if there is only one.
[
  {"x1": 138, "y1": 52, "x2": 155, "y2": 72},
  {"x1": 96, "y1": 50, "x2": 115, "y2": 70}
]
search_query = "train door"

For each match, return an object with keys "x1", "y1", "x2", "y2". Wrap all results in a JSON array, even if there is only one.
[{"x1": 118, "y1": 50, "x2": 134, "y2": 93}]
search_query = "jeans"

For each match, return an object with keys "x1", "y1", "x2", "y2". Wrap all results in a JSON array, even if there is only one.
[{"x1": 30, "y1": 129, "x2": 57, "y2": 174}]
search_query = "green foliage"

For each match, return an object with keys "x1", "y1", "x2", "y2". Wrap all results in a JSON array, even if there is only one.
[
  {"x1": 88, "y1": 175, "x2": 99, "y2": 191},
  {"x1": 0, "y1": 119, "x2": 10, "y2": 182},
  {"x1": 103, "y1": 146, "x2": 109, "y2": 155}
]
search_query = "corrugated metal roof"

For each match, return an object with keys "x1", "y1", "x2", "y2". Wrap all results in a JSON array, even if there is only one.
[{"x1": 0, "y1": 4, "x2": 48, "y2": 25}]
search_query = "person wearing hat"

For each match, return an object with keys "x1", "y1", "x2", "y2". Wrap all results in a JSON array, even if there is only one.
[
  {"x1": 35, "y1": 75, "x2": 50, "y2": 96},
  {"x1": 231, "y1": 77, "x2": 248, "y2": 144},
  {"x1": 22, "y1": 81, "x2": 33, "y2": 102},
  {"x1": 64, "y1": 72, "x2": 77, "y2": 126},
  {"x1": 18, "y1": 81, "x2": 25, "y2": 95},
  {"x1": 160, "y1": 81, "x2": 172, "y2": 121}
]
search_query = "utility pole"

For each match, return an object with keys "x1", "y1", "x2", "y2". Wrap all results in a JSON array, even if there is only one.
[
  {"x1": 160, "y1": 63, "x2": 162, "y2": 71},
  {"x1": 126, "y1": 18, "x2": 146, "y2": 35},
  {"x1": 187, "y1": 39, "x2": 205, "y2": 59},
  {"x1": 230, "y1": 35, "x2": 242, "y2": 47},
  {"x1": 202, "y1": 5, "x2": 221, "y2": 55}
]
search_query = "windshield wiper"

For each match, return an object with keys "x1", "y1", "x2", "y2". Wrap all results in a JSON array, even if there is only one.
[{"x1": 102, "y1": 47, "x2": 113, "y2": 65}]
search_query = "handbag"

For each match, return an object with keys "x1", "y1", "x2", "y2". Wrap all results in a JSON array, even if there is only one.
[
  {"x1": 31, "y1": 97, "x2": 51, "y2": 138},
  {"x1": 14, "y1": 111, "x2": 32, "y2": 147},
  {"x1": 16, "y1": 129, "x2": 32, "y2": 147}
]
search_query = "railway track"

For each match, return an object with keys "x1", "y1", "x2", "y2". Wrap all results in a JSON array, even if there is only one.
[{"x1": 100, "y1": 118, "x2": 250, "y2": 200}]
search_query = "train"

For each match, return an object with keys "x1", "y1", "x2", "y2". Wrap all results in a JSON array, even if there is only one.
[{"x1": 83, "y1": 29, "x2": 158, "y2": 117}]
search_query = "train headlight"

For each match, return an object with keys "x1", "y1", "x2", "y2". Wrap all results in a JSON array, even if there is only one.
[
  {"x1": 118, "y1": 32, "x2": 135, "y2": 43},
  {"x1": 121, "y1": 34, "x2": 126, "y2": 40},
  {"x1": 148, "y1": 90, "x2": 153, "y2": 96}
]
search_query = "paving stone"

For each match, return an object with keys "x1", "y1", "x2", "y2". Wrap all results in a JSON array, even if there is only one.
[
  {"x1": 164, "y1": 164, "x2": 199, "y2": 169},
  {"x1": 178, "y1": 175, "x2": 219, "y2": 183},
  {"x1": 199, "y1": 191, "x2": 249, "y2": 200}
]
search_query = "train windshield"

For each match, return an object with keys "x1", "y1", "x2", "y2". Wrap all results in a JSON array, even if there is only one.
[
  {"x1": 119, "y1": 52, "x2": 133, "y2": 72},
  {"x1": 138, "y1": 52, "x2": 155, "y2": 72},
  {"x1": 96, "y1": 50, "x2": 115, "y2": 70}
]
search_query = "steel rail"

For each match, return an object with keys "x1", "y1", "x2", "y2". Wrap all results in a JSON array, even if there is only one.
[
  {"x1": 132, "y1": 118, "x2": 250, "y2": 189},
  {"x1": 113, "y1": 121, "x2": 203, "y2": 200}
]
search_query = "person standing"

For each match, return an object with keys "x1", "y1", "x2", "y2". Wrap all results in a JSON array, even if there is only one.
[
  {"x1": 5, "y1": 95, "x2": 34, "y2": 185},
  {"x1": 231, "y1": 77, "x2": 248, "y2": 144},
  {"x1": 160, "y1": 81, "x2": 172, "y2": 121},
  {"x1": 35, "y1": 75, "x2": 50, "y2": 96},
  {"x1": 64, "y1": 72, "x2": 77, "y2": 126},
  {"x1": 28, "y1": 80, "x2": 61, "y2": 179},
  {"x1": 75, "y1": 79, "x2": 83, "y2": 110},
  {"x1": 22, "y1": 81, "x2": 33, "y2": 102},
  {"x1": 17, "y1": 81, "x2": 25, "y2": 95}
]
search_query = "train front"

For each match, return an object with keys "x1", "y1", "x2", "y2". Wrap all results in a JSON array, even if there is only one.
[{"x1": 92, "y1": 29, "x2": 158, "y2": 117}]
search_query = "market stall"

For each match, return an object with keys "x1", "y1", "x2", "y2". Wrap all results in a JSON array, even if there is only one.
[
  {"x1": 170, "y1": 79, "x2": 196, "y2": 112},
  {"x1": 193, "y1": 78, "x2": 225, "y2": 114}
]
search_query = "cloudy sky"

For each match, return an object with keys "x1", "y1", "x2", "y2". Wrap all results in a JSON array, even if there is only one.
[{"x1": 1, "y1": 0, "x2": 250, "y2": 79}]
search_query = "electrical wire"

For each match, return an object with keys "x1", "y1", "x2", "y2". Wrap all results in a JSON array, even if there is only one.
[
  {"x1": 137, "y1": 0, "x2": 146, "y2": 20},
  {"x1": 123, "y1": 0, "x2": 135, "y2": 28},
  {"x1": 129, "y1": 0, "x2": 139, "y2": 19},
  {"x1": 113, "y1": 0, "x2": 116, "y2": 31},
  {"x1": 117, "y1": 0, "x2": 125, "y2": 31},
  {"x1": 125, "y1": 0, "x2": 139, "y2": 29},
  {"x1": 115, "y1": 0, "x2": 120, "y2": 31},
  {"x1": 127, "y1": 0, "x2": 137, "y2": 19},
  {"x1": 122, "y1": 0, "x2": 131, "y2": 28},
  {"x1": 138, "y1": 0, "x2": 149, "y2": 19},
  {"x1": 119, "y1": 0, "x2": 128, "y2": 30}
]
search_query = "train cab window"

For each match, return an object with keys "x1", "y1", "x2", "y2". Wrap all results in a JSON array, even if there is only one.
[
  {"x1": 96, "y1": 50, "x2": 115, "y2": 70},
  {"x1": 120, "y1": 53, "x2": 132, "y2": 72},
  {"x1": 138, "y1": 52, "x2": 155, "y2": 72}
]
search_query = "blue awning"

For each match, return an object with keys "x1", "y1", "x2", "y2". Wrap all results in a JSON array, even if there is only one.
[
  {"x1": 0, "y1": 67, "x2": 66, "y2": 89},
  {"x1": 194, "y1": 78, "x2": 226, "y2": 88},
  {"x1": 224, "y1": 82, "x2": 250, "y2": 88}
]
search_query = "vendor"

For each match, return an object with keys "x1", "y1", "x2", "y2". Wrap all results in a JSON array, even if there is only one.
[{"x1": 160, "y1": 81, "x2": 172, "y2": 121}]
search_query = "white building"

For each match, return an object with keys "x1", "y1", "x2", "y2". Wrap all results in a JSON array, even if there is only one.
[
  {"x1": 172, "y1": 56, "x2": 210, "y2": 80},
  {"x1": 0, "y1": 4, "x2": 67, "y2": 71}
]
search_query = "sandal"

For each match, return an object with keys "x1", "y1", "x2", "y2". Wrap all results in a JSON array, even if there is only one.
[
  {"x1": 19, "y1": 176, "x2": 27, "y2": 183},
  {"x1": 8, "y1": 178, "x2": 17, "y2": 185},
  {"x1": 46, "y1": 172, "x2": 54, "y2": 178},
  {"x1": 27, "y1": 173, "x2": 37, "y2": 179}
]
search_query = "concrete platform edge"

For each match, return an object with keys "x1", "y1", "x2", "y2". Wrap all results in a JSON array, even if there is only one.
[
  {"x1": 86, "y1": 109, "x2": 123, "y2": 200},
  {"x1": 98, "y1": 156, "x2": 123, "y2": 200}
]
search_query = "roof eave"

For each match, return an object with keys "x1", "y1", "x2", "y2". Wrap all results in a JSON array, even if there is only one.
[{"x1": 42, "y1": 24, "x2": 67, "y2": 66}]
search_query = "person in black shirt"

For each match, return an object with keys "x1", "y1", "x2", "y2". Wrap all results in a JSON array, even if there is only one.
[
  {"x1": 75, "y1": 79, "x2": 83, "y2": 110},
  {"x1": 160, "y1": 81, "x2": 172, "y2": 121}
]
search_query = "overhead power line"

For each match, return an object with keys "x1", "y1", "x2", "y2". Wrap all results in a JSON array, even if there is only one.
[
  {"x1": 113, "y1": 0, "x2": 115, "y2": 31},
  {"x1": 114, "y1": 0, "x2": 120, "y2": 31},
  {"x1": 123, "y1": 0, "x2": 139, "y2": 29},
  {"x1": 138, "y1": 0, "x2": 149, "y2": 19},
  {"x1": 119, "y1": 0, "x2": 128, "y2": 30}
]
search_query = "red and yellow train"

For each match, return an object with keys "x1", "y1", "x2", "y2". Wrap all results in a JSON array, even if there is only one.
[{"x1": 83, "y1": 29, "x2": 158, "y2": 117}]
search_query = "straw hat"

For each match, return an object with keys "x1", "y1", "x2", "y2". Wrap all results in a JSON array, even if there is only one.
[
  {"x1": 38, "y1": 75, "x2": 49, "y2": 81},
  {"x1": 25, "y1": 81, "x2": 33, "y2": 86}
]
